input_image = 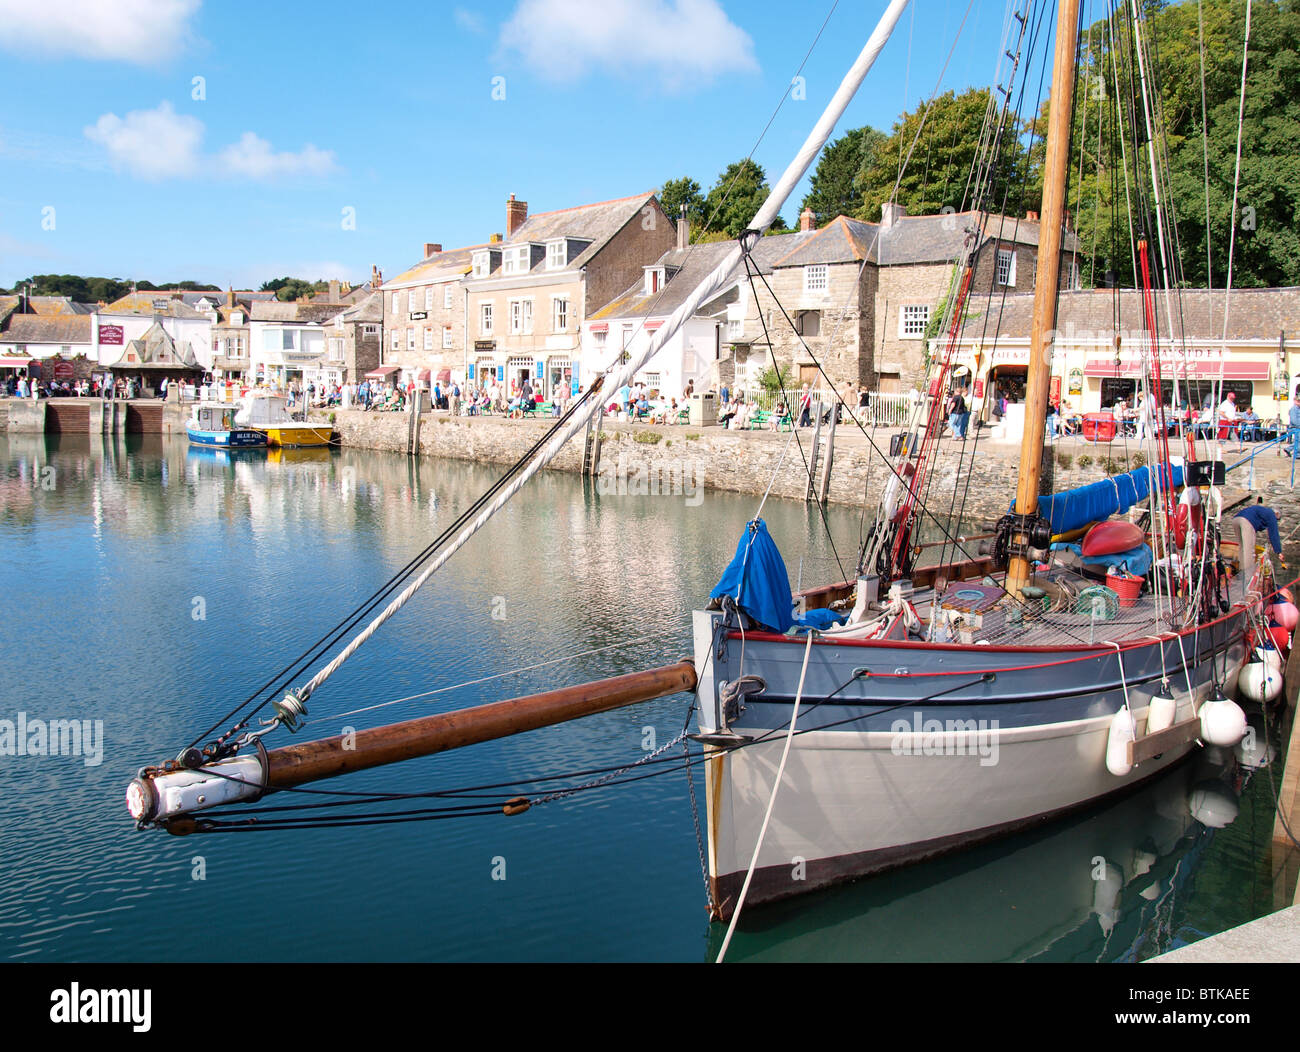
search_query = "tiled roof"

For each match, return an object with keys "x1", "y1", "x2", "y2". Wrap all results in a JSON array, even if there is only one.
[
  {"x1": 590, "y1": 231, "x2": 817, "y2": 321},
  {"x1": 505, "y1": 191, "x2": 658, "y2": 271},
  {"x1": 0, "y1": 315, "x2": 93, "y2": 344},
  {"x1": 26, "y1": 296, "x2": 95, "y2": 315},
  {"x1": 959, "y1": 287, "x2": 1300, "y2": 342},
  {"x1": 387, "y1": 244, "x2": 489, "y2": 286},
  {"x1": 250, "y1": 300, "x2": 348, "y2": 324},
  {"x1": 103, "y1": 293, "x2": 209, "y2": 319},
  {"x1": 339, "y1": 290, "x2": 384, "y2": 323}
]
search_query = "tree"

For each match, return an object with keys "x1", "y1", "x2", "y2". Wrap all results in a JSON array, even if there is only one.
[
  {"x1": 854, "y1": 88, "x2": 1030, "y2": 222},
  {"x1": 702, "y1": 159, "x2": 787, "y2": 238},
  {"x1": 659, "y1": 176, "x2": 706, "y2": 235},
  {"x1": 801, "y1": 126, "x2": 886, "y2": 222}
]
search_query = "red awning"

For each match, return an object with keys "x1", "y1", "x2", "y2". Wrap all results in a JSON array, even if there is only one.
[
  {"x1": 0, "y1": 356, "x2": 38, "y2": 368},
  {"x1": 1083, "y1": 358, "x2": 1270, "y2": 381},
  {"x1": 588, "y1": 323, "x2": 609, "y2": 333},
  {"x1": 365, "y1": 365, "x2": 399, "y2": 379},
  {"x1": 417, "y1": 369, "x2": 431, "y2": 382},
  {"x1": 645, "y1": 320, "x2": 664, "y2": 331},
  {"x1": 436, "y1": 368, "x2": 452, "y2": 384}
]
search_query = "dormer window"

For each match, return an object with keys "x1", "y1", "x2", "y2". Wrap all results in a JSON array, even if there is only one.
[
  {"x1": 503, "y1": 245, "x2": 531, "y2": 276},
  {"x1": 472, "y1": 251, "x2": 491, "y2": 278},
  {"x1": 547, "y1": 241, "x2": 566, "y2": 270},
  {"x1": 644, "y1": 267, "x2": 666, "y2": 295}
]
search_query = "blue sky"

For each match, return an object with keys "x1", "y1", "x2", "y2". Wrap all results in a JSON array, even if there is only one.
[{"x1": 0, "y1": 0, "x2": 1021, "y2": 292}]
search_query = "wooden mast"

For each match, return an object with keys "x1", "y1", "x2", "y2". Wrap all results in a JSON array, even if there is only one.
[{"x1": 1007, "y1": 0, "x2": 1082, "y2": 597}]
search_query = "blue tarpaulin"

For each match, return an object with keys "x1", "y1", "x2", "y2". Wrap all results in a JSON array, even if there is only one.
[
  {"x1": 710, "y1": 519, "x2": 845, "y2": 632},
  {"x1": 1012, "y1": 464, "x2": 1184, "y2": 536},
  {"x1": 1050, "y1": 541, "x2": 1154, "y2": 577}
]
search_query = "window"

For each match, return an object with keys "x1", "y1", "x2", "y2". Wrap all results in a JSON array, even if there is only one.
[
  {"x1": 547, "y1": 241, "x2": 566, "y2": 269},
  {"x1": 593, "y1": 329, "x2": 607, "y2": 350},
  {"x1": 408, "y1": 290, "x2": 416, "y2": 313},
  {"x1": 472, "y1": 252, "x2": 490, "y2": 278},
  {"x1": 407, "y1": 328, "x2": 416, "y2": 350},
  {"x1": 642, "y1": 372, "x2": 661, "y2": 393},
  {"x1": 797, "y1": 310, "x2": 821, "y2": 337},
  {"x1": 282, "y1": 330, "x2": 295, "y2": 350},
  {"x1": 804, "y1": 265, "x2": 828, "y2": 293},
  {"x1": 392, "y1": 292, "x2": 401, "y2": 315},
  {"x1": 727, "y1": 318, "x2": 744, "y2": 340},
  {"x1": 503, "y1": 245, "x2": 530, "y2": 276},
  {"x1": 424, "y1": 287, "x2": 433, "y2": 311},
  {"x1": 622, "y1": 324, "x2": 634, "y2": 349},
  {"x1": 444, "y1": 285, "x2": 453, "y2": 309},
  {"x1": 481, "y1": 302, "x2": 494, "y2": 335},
  {"x1": 329, "y1": 338, "x2": 344, "y2": 361},
  {"x1": 362, "y1": 324, "x2": 379, "y2": 336},
  {"x1": 443, "y1": 326, "x2": 453, "y2": 349},
  {"x1": 644, "y1": 267, "x2": 665, "y2": 294},
  {"x1": 552, "y1": 296, "x2": 569, "y2": 332},
  {"x1": 509, "y1": 298, "x2": 533, "y2": 335},
  {"x1": 391, "y1": 329, "x2": 400, "y2": 350},
  {"x1": 423, "y1": 328, "x2": 434, "y2": 351},
  {"x1": 997, "y1": 248, "x2": 1017, "y2": 287},
  {"x1": 900, "y1": 304, "x2": 930, "y2": 338}
]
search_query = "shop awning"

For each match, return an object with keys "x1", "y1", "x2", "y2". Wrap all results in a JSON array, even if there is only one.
[
  {"x1": 1083, "y1": 358, "x2": 1269, "y2": 381},
  {"x1": 588, "y1": 323, "x2": 609, "y2": 333},
  {"x1": 436, "y1": 368, "x2": 451, "y2": 384},
  {"x1": 416, "y1": 369, "x2": 431, "y2": 382},
  {"x1": 0, "y1": 356, "x2": 39, "y2": 368},
  {"x1": 365, "y1": 365, "x2": 399, "y2": 379}
]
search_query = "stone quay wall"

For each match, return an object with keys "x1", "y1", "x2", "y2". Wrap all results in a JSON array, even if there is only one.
[{"x1": 319, "y1": 407, "x2": 1184, "y2": 522}]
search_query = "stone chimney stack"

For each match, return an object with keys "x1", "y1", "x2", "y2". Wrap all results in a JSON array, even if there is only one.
[
  {"x1": 372, "y1": 264, "x2": 383, "y2": 287},
  {"x1": 506, "y1": 194, "x2": 528, "y2": 238},
  {"x1": 424, "y1": 243, "x2": 442, "y2": 259},
  {"x1": 799, "y1": 208, "x2": 816, "y2": 232},
  {"x1": 490, "y1": 232, "x2": 503, "y2": 244},
  {"x1": 226, "y1": 285, "x2": 235, "y2": 309},
  {"x1": 328, "y1": 279, "x2": 340, "y2": 303},
  {"x1": 880, "y1": 202, "x2": 906, "y2": 228},
  {"x1": 676, "y1": 204, "x2": 689, "y2": 251}
]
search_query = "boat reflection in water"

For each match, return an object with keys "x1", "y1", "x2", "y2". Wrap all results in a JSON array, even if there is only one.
[
  {"x1": 706, "y1": 713, "x2": 1276, "y2": 963},
  {"x1": 267, "y1": 446, "x2": 335, "y2": 465}
]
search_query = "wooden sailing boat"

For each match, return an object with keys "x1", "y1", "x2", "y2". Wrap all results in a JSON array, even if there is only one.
[{"x1": 125, "y1": 0, "x2": 1280, "y2": 928}]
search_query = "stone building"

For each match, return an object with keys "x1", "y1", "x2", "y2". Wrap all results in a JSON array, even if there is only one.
[
  {"x1": 380, "y1": 245, "x2": 481, "y2": 390},
  {"x1": 463, "y1": 191, "x2": 675, "y2": 399}
]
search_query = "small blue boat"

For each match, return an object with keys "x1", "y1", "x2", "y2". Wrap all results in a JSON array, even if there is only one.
[{"x1": 186, "y1": 404, "x2": 267, "y2": 448}]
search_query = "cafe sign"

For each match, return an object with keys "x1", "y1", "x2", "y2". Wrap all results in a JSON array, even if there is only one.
[{"x1": 98, "y1": 324, "x2": 124, "y2": 346}]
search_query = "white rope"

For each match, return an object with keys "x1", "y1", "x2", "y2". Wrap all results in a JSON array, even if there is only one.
[
  {"x1": 754, "y1": 423, "x2": 800, "y2": 522},
  {"x1": 293, "y1": 0, "x2": 914, "y2": 704},
  {"x1": 716, "y1": 630, "x2": 817, "y2": 963},
  {"x1": 1220, "y1": 0, "x2": 1253, "y2": 345}
]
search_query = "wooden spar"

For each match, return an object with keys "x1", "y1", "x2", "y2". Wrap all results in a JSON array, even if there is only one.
[
  {"x1": 1007, "y1": 0, "x2": 1082, "y2": 597},
  {"x1": 263, "y1": 660, "x2": 696, "y2": 789}
]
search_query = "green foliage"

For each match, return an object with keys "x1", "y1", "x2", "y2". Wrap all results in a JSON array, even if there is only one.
[
  {"x1": 1102, "y1": 457, "x2": 1123, "y2": 476},
  {"x1": 757, "y1": 362, "x2": 793, "y2": 397},
  {"x1": 1130, "y1": 451, "x2": 1147, "y2": 468},
  {"x1": 683, "y1": 432, "x2": 700, "y2": 441},
  {"x1": 261, "y1": 277, "x2": 326, "y2": 301},
  {"x1": 4, "y1": 274, "x2": 216, "y2": 301},
  {"x1": 854, "y1": 89, "x2": 1030, "y2": 222},
  {"x1": 660, "y1": 177, "x2": 706, "y2": 234},
  {"x1": 1056, "y1": 453, "x2": 1074, "y2": 470},
  {"x1": 703, "y1": 159, "x2": 788, "y2": 238},
  {"x1": 801, "y1": 126, "x2": 887, "y2": 222},
  {"x1": 634, "y1": 430, "x2": 662, "y2": 444},
  {"x1": 1077, "y1": 454, "x2": 1094, "y2": 470}
]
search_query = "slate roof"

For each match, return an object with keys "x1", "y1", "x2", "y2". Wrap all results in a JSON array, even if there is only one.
[
  {"x1": 497, "y1": 192, "x2": 660, "y2": 273},
  {"x1": 590, "y1": 231, "x2": 819, "y2": 322},
  {"x1": 958, "y1": 287, "x2": 1300, "y2": 343},
  {"x1": 339, "y1": 290, "x2": 384, "y2": 323},
  {"x1": 102, "y1": 293, "x2": 209, "y2": 320},
  {"x1": 250, "y1": 300, "x2": 349, "y2": 324},
  {"x1": 0, "y1": 315, "x2": 93, "y2": 344},
  {"x1": 105, "y1": 321, "x2": 200, "y2": 369},
  {"x1": 25, "y1": 296, "x2": 95, "y2": 315},
  {"x1": 386, "y1": 244, "x2": 488, "y2": 287}
]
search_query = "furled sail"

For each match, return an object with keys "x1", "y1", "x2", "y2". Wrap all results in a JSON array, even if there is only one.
[{"x1": 1011, "y1": 464, "x2": 1184, "y2": 536}]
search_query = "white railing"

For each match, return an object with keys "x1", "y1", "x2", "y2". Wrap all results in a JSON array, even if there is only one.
[{"x1": 859, "y1": 391, "x2": 912, "y2": 427}]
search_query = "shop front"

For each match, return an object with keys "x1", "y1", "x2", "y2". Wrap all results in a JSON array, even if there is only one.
[{"x1": 1081, "y1": 352, "x2": 1271, "y2": 414}]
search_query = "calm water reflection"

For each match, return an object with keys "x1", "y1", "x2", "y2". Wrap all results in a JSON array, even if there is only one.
[{"x1": 0, "y1": 431, "x2": 1285, "y2": 961}]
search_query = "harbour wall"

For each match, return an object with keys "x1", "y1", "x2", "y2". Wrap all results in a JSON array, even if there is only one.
[{"x1": 320, "y1": 408, "x2": 1159, "y2": 521}]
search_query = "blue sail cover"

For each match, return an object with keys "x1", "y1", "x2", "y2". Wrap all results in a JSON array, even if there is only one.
[
  {"x1": 1011, "y1": 464, "x2": 1184, "y2": 536},
  {"x1": 711, "y1": 519, "x2": 796, "y2": 632}
]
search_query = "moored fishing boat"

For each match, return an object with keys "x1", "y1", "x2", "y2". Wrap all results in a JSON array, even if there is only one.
[
  {"x1": 236, "y1": 391, "x2": 333, "y2": 448},
  {"x1": 185, "y1": 403, "x2": 267, "y2": 449}
]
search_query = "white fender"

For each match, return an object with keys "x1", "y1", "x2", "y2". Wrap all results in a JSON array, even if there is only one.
[
  {"x1": 1188, "y1": 781, "x2": 1239, "y2": 828},
  {"x1": 1237, "y1": 661, "x2": 1283, "y2": 705},
  {"x1": 1146, "y1": 694, "x2": 1177, "y2": 735},
  {"x1": 1106, "y1": 708, "x2": 1137, "y2": 777}
]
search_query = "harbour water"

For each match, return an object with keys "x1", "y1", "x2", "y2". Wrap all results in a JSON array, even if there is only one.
[{"x1": 0, "y1": 432, "x2": 1286, "y2": 961}]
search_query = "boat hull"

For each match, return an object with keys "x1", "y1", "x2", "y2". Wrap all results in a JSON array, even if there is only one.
[
  {"x1": 692, "y1": 604, "x2": 1249, "y2": 919},
  {"x1": 264, "y1": 425, "x2": 333, "y2": 448},
  {"x1": 186, "y1": 425, "x2": 267, "y2": 448}
]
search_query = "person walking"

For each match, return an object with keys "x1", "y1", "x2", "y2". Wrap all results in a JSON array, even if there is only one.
[{"x1": 947, "y1": 388, "x2": 968, "y2": 440}]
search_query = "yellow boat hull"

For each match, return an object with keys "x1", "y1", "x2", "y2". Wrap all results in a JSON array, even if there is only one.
[{"x1": 265, "y1": 426, "x2": 333, "y2": 448}]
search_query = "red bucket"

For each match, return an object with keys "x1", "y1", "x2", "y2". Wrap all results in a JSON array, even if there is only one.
[{"x1": 1106, "y1": 572, "x2": 1142, "y2": 608}]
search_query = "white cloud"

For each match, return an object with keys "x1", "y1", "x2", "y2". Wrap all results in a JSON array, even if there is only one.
[
  {"x1": 84, "y1": 101, "x2": 203, "y2": 179},
  {"x1": 84, "y1": 103, "x2": 339, "y2": 182},
  {"x1": 0, "y1": 0, "x2": 201, "y2": 64},
  {"x1": 499, "y1": 0, "x2": 758, "y2": 88},
  {"x1": 216, "y1": 132, "x2": 337, "y2": 180}
]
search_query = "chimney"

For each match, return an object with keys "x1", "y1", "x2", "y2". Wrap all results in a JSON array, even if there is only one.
[
  {"x1": 880, "y1": 202, "x2": 906, "y2": 228},
  {"x1": 328, "y1": 279, "x2": 340, "y2": 303},
  {"x1": 226, "y1": 285, "x2": 235, "y2": 309},
  {"x1": 676, "y1": 204, "x2": 689, "y2": 251},
  {"x1": 490, "y1": 232, "x2": 503, "y2": 244},
  {"x1": 506, "y1": 194, "x2": 528, "y2": 238},
  {"x1": 372, "y1": 264, "x2": 381, "y2": 287},
  {"x1": 1025, "y1": 210, "x2": 1039, "y2": 222},
  {"x1": 799, "y1": 208, "x2": 816, "y2": 232},
  {"x1": 424, "y1": 243, "x2": 442, "y2": 259}
]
